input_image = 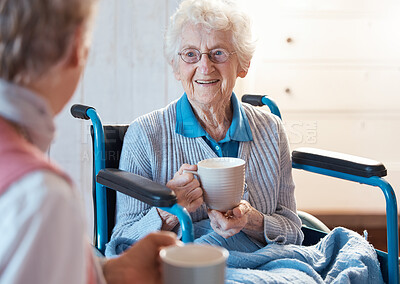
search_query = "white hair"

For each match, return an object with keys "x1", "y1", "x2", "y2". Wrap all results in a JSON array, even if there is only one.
[
  {"x1": 0, "y1": 0, "x2": 98, "y2": 83},
  {"x1": 164, "y1": 0, "x2": 256, "y2": 72}
]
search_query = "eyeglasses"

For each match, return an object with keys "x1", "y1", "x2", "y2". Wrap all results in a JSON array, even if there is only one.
[{"x1": 178, "y1": 48, "x2": 236, "y2": 64}]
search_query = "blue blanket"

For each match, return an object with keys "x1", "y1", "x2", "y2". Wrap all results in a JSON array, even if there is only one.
[
  {"x1": 106, "y1": 222, "x2": 384, "y2": 283},
  {"x1": 224, "y1": 227, "x2": 383, "y2": 283}
]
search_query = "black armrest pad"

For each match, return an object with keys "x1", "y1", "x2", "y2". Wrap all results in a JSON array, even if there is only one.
[
  {"x1": 292, "y1": 147, "x2": 387, "y2": 178},
  {"x1": 96, "y1": 168, "x2": 177, "y2": 207}
]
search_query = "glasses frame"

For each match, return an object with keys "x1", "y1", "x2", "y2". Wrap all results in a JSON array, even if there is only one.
[{"x1": 178, "y1": 48, "x2": 236, "y2": 64}]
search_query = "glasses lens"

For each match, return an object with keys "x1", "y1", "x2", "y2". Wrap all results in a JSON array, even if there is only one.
[
  {"x1": 180, "y1": 49, "x2": 200, "y2": 63},
  {"x1": 210, "y1": 49, "x2": 229, "y2": 63}
]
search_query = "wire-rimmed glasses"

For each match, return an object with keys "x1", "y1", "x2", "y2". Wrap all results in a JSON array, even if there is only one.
[{"x1": 178, "y1": 48, "x2": 236, "y2": 64}]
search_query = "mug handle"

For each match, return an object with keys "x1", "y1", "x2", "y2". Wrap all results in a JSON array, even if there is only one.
[{"x1": 182, "y1": 170, "x2": 199, "y2": 177}]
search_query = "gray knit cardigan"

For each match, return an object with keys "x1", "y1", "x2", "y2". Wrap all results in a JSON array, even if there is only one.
[{"x1": 111, "y1": 98, "x2": 304, "y2": 245}]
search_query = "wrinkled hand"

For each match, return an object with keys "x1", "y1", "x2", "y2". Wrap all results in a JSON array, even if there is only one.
[
  {"x1": 166, "y1": 164, "x2": 203, "y2": 213},
  {"x1": 207, "y1": 200, "x2": 252, "y2": 238}
]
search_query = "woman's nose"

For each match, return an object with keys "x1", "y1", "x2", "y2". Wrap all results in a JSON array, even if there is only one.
[{"x1": 197, "y1": 53, "x2": 214, "y2": 74}]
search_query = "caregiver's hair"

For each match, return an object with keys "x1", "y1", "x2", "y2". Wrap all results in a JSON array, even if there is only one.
[
  {"x1": 165, "y1": 0, "x2": 256, "y2": 72},
  {"x1": 0, "y1": 0, "x2": 97, "y2": 83}
]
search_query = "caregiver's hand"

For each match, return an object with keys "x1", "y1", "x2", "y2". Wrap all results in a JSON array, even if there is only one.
[
  {"x1": 103, "y1": 231, "x2": 180, "y2": 284},
  {"x1": 167, "y1": 164, "x2": 203, "y2": 212},
  {"x1": 208, "y1": 200, "x2": 265, "y2": 242}
]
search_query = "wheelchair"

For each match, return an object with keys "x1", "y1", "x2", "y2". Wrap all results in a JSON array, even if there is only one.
[{"x1": 71, "y1": 94, "x2": 399, "y2": 284}]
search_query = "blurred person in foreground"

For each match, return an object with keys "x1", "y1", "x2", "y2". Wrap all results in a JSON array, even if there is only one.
[
  {"x1": 0, "y1": 0, "x2": 178, "y2": 283},
  {"x1": 109, "y1": 0, "x2": 303, "y2": 256}
]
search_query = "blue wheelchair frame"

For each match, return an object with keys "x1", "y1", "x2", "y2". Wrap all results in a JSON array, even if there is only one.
[
  {"x1": 72, "y1": 96, "x2": 399, "y2": 283},
  {"x1": 70, "y1": 105, "x2": 195, "y2": 254},
  {"x1": 242, "y1": 94, "x2": 399, "y2": 284},
  {"x1": 88, "y1": 108, "x2": 194, "y2": 248}
]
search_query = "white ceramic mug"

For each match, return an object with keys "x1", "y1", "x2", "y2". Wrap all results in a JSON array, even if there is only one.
[
  {"x1": 160, "y1": 244, "x2": 229, "y2": 284},
  {"x1": 185, "y1": 157, "x2": 246, "y2": 212}
]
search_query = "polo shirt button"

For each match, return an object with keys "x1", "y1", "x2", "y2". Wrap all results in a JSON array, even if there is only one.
[{"x1": 215, "y1": 146, "x2": 220, "y2": 150}]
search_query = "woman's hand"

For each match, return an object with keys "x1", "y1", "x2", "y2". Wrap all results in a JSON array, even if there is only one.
[
  {"x1": 208, "y1": 200, "x2": 251, "y2": 238},
  {"x1": 208, "y1": 200, "x2": 265, "y2": 242},
  {"x1": 166, "y1": 164, "x2": 203, "y2": 213},
  {"x1": 103, "y1": 231, "x2": 180, "y2": 284}
]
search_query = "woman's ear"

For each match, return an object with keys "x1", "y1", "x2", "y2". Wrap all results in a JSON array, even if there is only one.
[
  {"x1": 67, "y1": 25, "x2": 89, "y2": 68},
  {"x1": 237, "y1": 61, "x2": 251, "y2": 78},
  {"x1": 238, "y1": 70, "x2": 248, "y2": 78}
]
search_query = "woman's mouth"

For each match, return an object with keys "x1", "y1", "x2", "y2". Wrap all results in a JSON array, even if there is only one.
[{"x1": 195, "y1": 79, "x2": 219, "y2": 85}]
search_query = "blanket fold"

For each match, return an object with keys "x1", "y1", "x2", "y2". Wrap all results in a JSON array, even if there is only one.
[{"x1": 223, "y1": 227, "x2": 383, "y2": 283}]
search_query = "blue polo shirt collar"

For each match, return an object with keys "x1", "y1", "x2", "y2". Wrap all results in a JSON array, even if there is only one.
[{"x1": 175, "y1": 93, "x2": 253, "y2": 142}]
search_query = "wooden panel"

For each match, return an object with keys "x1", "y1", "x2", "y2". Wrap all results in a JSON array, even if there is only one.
[
  {"x1": 242, "y1": 65, "x2": 400, "y2": 111},
  {"x1": 166, "y1": 0, "x2": 189, "y2": 102},
  {"x1": 310, "y1": 213, "x2": 395, "y2": 252},
  {"x1": 236, "y1": 1, "x2": 400, "y2": 214},
  {"x1": 241, "y1": 0, "x2": 400, "y2": 16},
  {"x1": 287, "y1": 112, "x2": 400, "y2": 213},
  {"x1": 253, "y1": 18, "x2": 400, "y2": 61},
  {"x1": 294, "y1": 170, "x2": 388, "y2": 213},
  {"x1": 283, "y1": 112, "x2": 400, "y2": 160},
  {"x1": 82, "y1": 0, "x2": 171, "y2": 124}
]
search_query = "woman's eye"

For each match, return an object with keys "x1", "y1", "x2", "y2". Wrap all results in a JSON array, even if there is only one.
[{"x1": 187, "y1": 52, "x2": 195, "y2": 57}]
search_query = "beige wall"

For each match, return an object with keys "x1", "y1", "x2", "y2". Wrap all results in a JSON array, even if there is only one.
[
  {"x1": 235, "y1": 0, "x2": 400, "y2": 214},
  {"x1": 50, "y1": 0, "x2": 400, "y2": 231}
]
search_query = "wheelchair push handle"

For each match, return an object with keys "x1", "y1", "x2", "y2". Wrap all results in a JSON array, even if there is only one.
[
  {"x1": 242, "y1": 94, "x2": 282, "y2": 119},
  {"x1": 70, "y1": 104, "x2": 95, "y2": 120},
  {"x1": 242, "y1": 94, "x2": 265, "y2": 106}
]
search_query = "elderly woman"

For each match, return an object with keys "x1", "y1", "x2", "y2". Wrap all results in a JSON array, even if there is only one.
[
  {"x1": 0, "y1": 0, "x2": 178, "y2": 283},
  {"x1": 110, "y1": 0, "x2": 303, "y2": 253}
]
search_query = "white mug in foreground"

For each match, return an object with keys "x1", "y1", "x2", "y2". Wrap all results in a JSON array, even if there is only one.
[
  {"x1": 160, "y1": 244, "x2": 229, "y2": 284},
  {"x1": 185, "y1": 157, "x2": 246, "y2": 212}
]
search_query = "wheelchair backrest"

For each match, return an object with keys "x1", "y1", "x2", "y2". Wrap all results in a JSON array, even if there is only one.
[{"x1": 90, "y1": 124, "x2": 129, "y2": 242}]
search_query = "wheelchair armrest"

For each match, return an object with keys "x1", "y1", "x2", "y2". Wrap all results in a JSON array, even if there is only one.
[
  {"x1": 292, "y1": 147, "x2": 387, "y2": 178},
  {"x1": 96, "y1": 168, "x2": 177, "y2": 207}
]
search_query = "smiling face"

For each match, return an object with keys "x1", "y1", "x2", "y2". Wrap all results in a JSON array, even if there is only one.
[{"x1": 174, "y1": 24, "x2": 247, "y2": 110}]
